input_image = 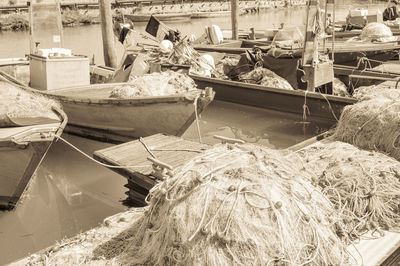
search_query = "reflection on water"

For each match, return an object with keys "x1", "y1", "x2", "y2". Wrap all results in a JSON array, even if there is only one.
[
  {"x1": 0, "y1": 100, "x2": 332, "y2": 265},
  {"x1": 183, "y1": 100, "x2": 332, "y2": 148}
]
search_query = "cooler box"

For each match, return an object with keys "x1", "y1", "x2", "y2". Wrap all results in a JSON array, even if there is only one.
[{"x1": 29, "y1": 54, "x2": 90, "y2": 90}]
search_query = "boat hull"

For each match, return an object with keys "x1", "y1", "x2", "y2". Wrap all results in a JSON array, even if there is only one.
[
  {"x1": 0, "y1": 117, "x2": 66, "y2": 210},
  {"x1": 55, "y1": 93, "x2": 213, "y2": 143},
  {"x1": 191, "y1": 75, "x2": 356, "y2": 123}
]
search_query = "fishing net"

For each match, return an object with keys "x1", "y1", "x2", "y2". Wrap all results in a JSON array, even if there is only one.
[
  {"x1": 293, "y1": 141, "x2": 400, "y2": 241},
  {"x1": 352, "y1": 84, "x2": 400, "y2": 101},
  {"x1": 0, "y1": 81, "x2": 59, "y2": 127},
  {"x1": 25, "y1": 209, "x2": 144, "y2": 266},
  {"x1": 271, "y1": 27, "x2": 304, "y2": 49},
  {"x1": 93, "y1": 143, "x2": 350, "y2": 265},
  {"x1": 333, "y1": 97, "x2": 400, "y2": 161},
  {"x1": 360, "y1": 22, "x2": 396, "y2": 42},
  {"x1": 333, "y1": 78, "x2": 350, "y2": 97},
  {"x1": 169, "y1": 40, "x2": 222, "y2": 78},
  {"x1": 238, "y1": 67, "x2": 293, "y2": 90},
  {"x1": 215, "y1": 57, "x2": 240, "y2": 78},
  {"x1": 109, "y1": 71, "x2": 198, "y2": 98}
]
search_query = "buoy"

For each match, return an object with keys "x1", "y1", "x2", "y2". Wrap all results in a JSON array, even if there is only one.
[
  {"x1": 201, "y1": 54, "x2": 215, "y2": 67},
  {"x1": 160, "y1": 40, "x2": 173, "y2": 53}
]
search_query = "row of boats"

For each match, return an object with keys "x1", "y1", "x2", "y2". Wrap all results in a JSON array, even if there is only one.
[
  {"x1": 123, "y1": 0, "x2": 307, "y2": 22},
  {"x1": 2, "y1": 17, "x2": 400, "y2": 210}
]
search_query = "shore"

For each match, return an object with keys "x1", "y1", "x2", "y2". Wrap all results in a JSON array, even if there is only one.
[{"x1": 0, "y1": 0, "x2": 307, "y2": 31}]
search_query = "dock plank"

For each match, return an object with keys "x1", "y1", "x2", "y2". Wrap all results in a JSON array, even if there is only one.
[{"x1": 94, "y1": 134, "x2": 210, "y2": 199}]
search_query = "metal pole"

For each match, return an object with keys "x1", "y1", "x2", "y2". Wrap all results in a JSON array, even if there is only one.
[
  {"x1": 99, "y1": 0, "x2": 117, "y2": 67},
  {"x1": 231, "y1": 0, "x2": 238, "y2": 40}
]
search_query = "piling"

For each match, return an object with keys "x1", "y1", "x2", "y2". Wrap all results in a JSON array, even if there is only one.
[
  {"x1": 99, "y1": 0, "x2": 117, "y2": 67},
  {"x1": 231, "y1": 0, "x2": 238, "y2": 40}
]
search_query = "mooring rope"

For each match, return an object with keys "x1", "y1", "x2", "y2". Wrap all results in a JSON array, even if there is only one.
[
  {"x1": 194, "y1": 95, "x2": 203, "y2": 143},
  {"x1": 54, "y1": 135, "x2": 150, "y2": 170}
]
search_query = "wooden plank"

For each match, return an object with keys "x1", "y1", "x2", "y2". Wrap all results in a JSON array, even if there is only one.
[{"x1": 94, "y1": 134, "x2": 210, "y2": 192}]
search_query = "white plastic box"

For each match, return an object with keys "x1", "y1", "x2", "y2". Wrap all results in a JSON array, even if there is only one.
[{"x1": 29, "y1": 54, "x2": 90, "y2": 90}]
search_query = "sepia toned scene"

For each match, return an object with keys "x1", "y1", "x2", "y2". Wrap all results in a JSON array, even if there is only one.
[{"x1": 0, "y1": 0, "x2": 399, "y2": 265}]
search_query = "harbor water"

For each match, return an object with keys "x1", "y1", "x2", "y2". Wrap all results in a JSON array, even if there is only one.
[{"x1": 0, "y1": 1, "x2": 388, "y2": 264}]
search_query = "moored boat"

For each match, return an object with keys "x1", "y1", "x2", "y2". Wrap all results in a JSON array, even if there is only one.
[
  {"x1": 0, "y1": 69, "x2": 214, "y2": 143},
  {"x1": 191, "y1": 10, "x2": 231, "y2": 18},
  {"x1": 0, "y1": 78, "x2": 67, "y2": 210},
  {"x1": 195, "y1": 40, "x2": 400, "y2": 67}
]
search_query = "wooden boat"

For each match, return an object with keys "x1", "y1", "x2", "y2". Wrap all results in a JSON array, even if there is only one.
[
  {"x1": 189, "y1": 62, "x2": 400, "y2": 123},
  {"x1": 191, "y1": 10, "x2": 231, "y2": 18},
  {"x1": 0, "y1": 80, "x2": 67, "y2": 210},
  {"x1": 0, "y1": 69, "x2": 214, "y2": 143},
  {"x1": 125, "y1": 12, "x2": 191, "y2": 23},
  {"x1": 195, "y1": 40, "x2": 400, "y2": 67}
]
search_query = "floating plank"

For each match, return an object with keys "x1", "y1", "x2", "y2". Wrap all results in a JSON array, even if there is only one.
[{"x1": 94, "y1": 133, "x2": 210, "y2": 193}]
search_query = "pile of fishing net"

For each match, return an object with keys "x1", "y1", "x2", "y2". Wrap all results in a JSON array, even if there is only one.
[
  {"x1": 215, "y1": 57, "x2": 240, "y2": 78},
  {"x1": 271, "y1": 26, "x2": 304, "y2": 49},
  {"x1": 334, "y1": 96, "x2": 400, "y2": 161},
  {"x1": 109, "y1": 71, "x2": 198, "y2": 98},
  {"x1": 333, "y1": 77, "x2": 350, "y2": 97},
  {"x1": 352, "y1": 83, "x2": 400, "y2": 101},
  {"x1": 169, "y1": 41, "x2": 222, "y2": 78},
  {"x1": 0, "y1": 81, "x2": 59, "y2": 127},
  {"x1": 94, "y1": 143, "x2": 350, "y2": 265},
  {"x1": 293, "y1": 141, "x2": 400, "y2": 241},
  {"x1": 238, "y1": 67, "x2": 293, "y2": 90},
  {"x1": 25, "y1": 209, "x2": 144, "y2": 266},
  {"x1": 360, "y1": 22, "x2": 396, "y2": 42}
]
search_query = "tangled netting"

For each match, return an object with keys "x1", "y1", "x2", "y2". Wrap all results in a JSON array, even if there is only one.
[
  {"x1": 360, "y1": 22, "x2": 396, "y2": 42},
  {"x1": 293, "y1": 141, "x2": 400, "y2": 242},
  {"x1": 215, "y1": 57, "x2": 240, "y2": 78},
  {"x1": 111, "y1": 144, "x2": 349, "y2": 265},
  {"x1": 271, "y1": 27, "x2": 304, "y2": 49},
  {"x1": 238, "y1": 67, "x2": 293, "y2": 90},
  {"x1": 334, "y1": 96, "x2": 400, "y2": 161},
  {"x1": 333, "y1": 78, "x2": 350, "y2": 98},
  {"x1": 0, "y1": 81, "x2": 59, "y2": 127},
  {"x1": 109, "y1": 71, "x2": 198, "y2": 98},
  {"x1": 352, "y1": 84, "x2": 400, "y2": 101}
]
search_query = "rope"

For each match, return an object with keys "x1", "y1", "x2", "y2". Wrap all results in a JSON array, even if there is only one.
[
  {"x1": 54, "y1": 135, "x2": 149, "y2": 170},
  {"x1": 194, "y1": 95, "x2": 202, "y2": 143},
  {"x1": 139, "y1": 137, "x2": 157, "y2": 158},
  {"x1": 302, "y1": 90, "x2": 310, "y2": 122},
  {"x1": 318, "y1": 92, "x2": 339, "y2": 122}
]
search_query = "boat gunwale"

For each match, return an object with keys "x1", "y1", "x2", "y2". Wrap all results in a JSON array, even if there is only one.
[
  {"x1": 190, "y1": 74, "x2": 357, "y2": 104},
  {"x1": 0, "y1": 71, "x2": 212, "y2": 106}
]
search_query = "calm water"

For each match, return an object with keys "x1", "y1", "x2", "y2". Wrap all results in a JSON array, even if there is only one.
[{"x1": 0, "y1": 1, "x2": 385, "y2": 264}]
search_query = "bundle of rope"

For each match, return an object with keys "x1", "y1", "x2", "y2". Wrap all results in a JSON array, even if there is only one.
[
  {"x1": 109, "y1": 71, "x2": 199, "y2": 98},
  {"x1": 333, "y1": 96, "x2": 400, "y2": 161},
  {"x1": 352, "y1": 84, "x2": 400, "y2": 101},
  {"x1": 238, "y1": 67, "x2": 294, "y2": 90},
  {"x1": 94, "y1": 143, "x2": 351, "y2": 265},
  {"x1": 292, "y1": 141, "x2": 400, "y2": 241}
]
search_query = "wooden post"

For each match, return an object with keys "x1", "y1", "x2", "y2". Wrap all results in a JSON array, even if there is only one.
[
  {"x1": 231, "y1": 0, "x2": 238, "y2": 40},
  {"x1": 99, "y1": 0, "x2": 117, "y2": 67}
]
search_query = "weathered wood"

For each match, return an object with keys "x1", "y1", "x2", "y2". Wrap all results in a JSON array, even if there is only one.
[
  {"x1": 99, "y1": 0, "x2": 117, "y2": 67},
  {"x1": 94, "y1": 134, "x2": 210, "y2": 201},
  {"x1": 230, "y1": 0, "x2": 238, "y2": 40}
]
